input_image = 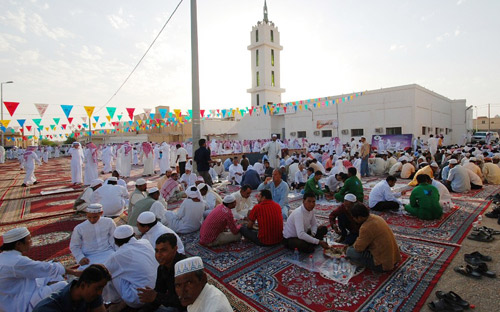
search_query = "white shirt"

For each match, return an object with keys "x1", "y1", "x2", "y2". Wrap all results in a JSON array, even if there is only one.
[
  {"x1": 91, "y1": 184, "x2": 129, "y2": 217},
  {"x1": 0, "y1": 250, "x2": 65, "y2": 312},
  {"x1": 283, "y1": 205, "x2": 319, "y2": 245},
  {"x1": 203, "y1": 191, "x2": 218, "y2": 210},
  {"x1": 150, "y1": 200, "x2": 168, "y2": 221},
  {"x1": 231, "y1": 190, "x2": 254, "y2": 220},
  {"x1": 326, "y1": 175, "x2": 341, "y2": 192},
  {"x1": 69, "y1": 217, "x2": 116, "y2": 263},
  {"x1": 187, "y1": 283, "x2": 232, "y2": 312},
  {"x1": 141, "y1": 222, "x2": 185, "y2": 254},
  {"x1": 368, "y1": 180, "x2": 402, "y2": 208},
  {"x1": 389, "y1": 162, "x2": 402, "y2": 176},
  {"x1": 447, "y1": 165, "x2": 471, "y2": 193},
  {"x1": 294, "y1": 169, "x2": 307, "y2": 184},
  {"x1": 466, "y1": 168, "x2": 483, "y2": 186},
  {"x1": 180, "y1": 173, "x2": 197, "y2": 188},
  {"x1": 164, "y1": 199, "x2": 206, "y2": 233},
  {"x1": 176, "y1": 147, "x2": 188, "y2": 162},
  {"x1": 229, "y1": 163, "x2": 243, "y2": 184},
  {"x1": 253, "y1": 162, "x2": 265, "y2": 175}
]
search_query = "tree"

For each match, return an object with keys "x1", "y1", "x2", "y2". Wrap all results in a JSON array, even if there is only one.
[
  {"x1": 40, "y1": 139, "x2": 57, "y2": 147},
  {"x1": 64, "y1": 137, "x2": 77, "y2": 145}
]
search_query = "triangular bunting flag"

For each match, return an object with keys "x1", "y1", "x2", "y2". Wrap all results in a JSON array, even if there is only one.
[
  {"x1": 53, "y1": 118, "x2": 60, "y2": 125},
  {"x1": 62, "y1": 124, "x2": 67, "y2": 130},
  {"x1": 117, "y1": 115, "x2": 122, "y2": 121},
  {"x1": 34, "y1": 103, "x2": 49, "y2": 117},
  {"x1": 149, "y1": 113, "x2": 155, "y2": 120},
  {"x1": 17, "y1": 119, "x2": 26, "y2": 127},
  {"x1": 26, "y1": 125, "x2": 32, "y2": 131},
  {"x1": 60, "y1": 105, "x2": 73, "y2": 119},
  {"x1": 32, "y1": 118, "x2": 42, "y2": 127},
  {"x1": 106, "y1": 107, "x2": 117, "y2": 118},
  {"x1": 82, "y1": 117, "x2": 87, "y2": 122},
  {"x1": 93, "y1": 116, "x2": 99, "y2": 123},
  {"x1": 159, "y1": 108, "x2": 167, "y2": 119},
  {"x1": 84, "y1": 106, "x2": 95, "y2": 118},
  {"x1": 126, "y1": 108, "x2": 135, "y2": 120},
  {"x1": 3, "y1": 102, "x2": 19, "y2": 116},
  {"x1": 144, "y1": 108, "x2": 151, "y2": 115},
  {"x1": 68, "y1": 117, "x2": 73, "y2": 124},
  {"x1": 0, "y1": 120, "x2": 10, "y2": 128},
  {"x1": 92, "y1": 123, "x2": 97, "y2": 128},
  {"x1": 106, "y1": 116, "x2": 111, "y2": 122}
]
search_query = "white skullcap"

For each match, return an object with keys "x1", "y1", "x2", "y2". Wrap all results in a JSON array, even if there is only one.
[
  {"x1": 185, "y1": 186, "x2": 202, "y2": 201},
  {"x1": 196, "y1": 176, "x2": 205, "y2": 182},
  {"x1": 114, "y1": 225, "x2": 134, "y2": 239},
  {"x1": 196, "y1": 183, "x2": 207, "y2": 190},
  {"x1": 223, "y1": 194, "x2": 236, "y2": 204},
  {"x1": 344, "y1": 194, "x2": 357, "y2": 203},
  {"x1": 397, "y1": 156, "x2": 407, "y2": 162},
  {"x1": 90, "y1": 179, "x2": 103, "y2": 187},
  {"x1": 135, "y1": 178, "x2": 147, "y2": 186},
  {"x1": 86, "y1": 203, "x2": 103, "y2": 213},
  {"x1": 107, "y1": 177, "x2": 118, "y2": 182},
  {"x1": 430, "y1": 162, "x2": 439, "y2": 168},
  {"x1": 137, "y1": 211, "x2": 156, "y2": 224},
  {"x1": 166, "y1": 168, "x2": 173, "y2": 172},
  {"x1": 2, "y1": 227, "x2": 30, "y2": 243},
  {"x1": 449, "y1": 159, "x2": 458, "y2": 164},
  {"x1": 185, "y1": 163, "x2": 192, "y2": 171},
  {"x1": 148, "y1": 187, "x2": 159, "y2": 194},
  {"x1": 469, "y1": 157, "x2": 476, "y2": 162},
  {"x1": 272, "y1": 134, "x2": 278, "y2": 138},
  {"x1": 174, "y1": 256, "x2": 204, "y2": 277}
]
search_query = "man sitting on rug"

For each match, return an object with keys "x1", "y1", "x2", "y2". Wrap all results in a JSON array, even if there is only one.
[
  {"x1": 0, "y1": 227, "x2": 81, "y2": 312},
  {"x1": 329, "y1": 194, "x2": 361, "y2": 245},
  {"x1": 304, "y1": 170, "x2": 327, "y2": 198},
  {"x1": 162, "y1": 186, "x2": 207, "y2": 234},
  {"x1": 198, "y1": 183, "x2": 223, "y2": 218},
  {"x1": 91, "y1": 176, "x2": 129, "y2": 217},
  {"x1": 240, "y1": 189, "x2": 283, "y2": 246},
  {"x1": 199, "y1": 195, "x2": 242, "y2": 247},
  {"x1": 404, "y1": 174, "x2": 443, "y2": 220},
  {"x1": 445, "y1": 159, "x2": 471, "y2": 193},
  {"x1": 257, "y1": 169, "x2": 290, "y2": 219},
  {"x1": 103, "y1": 225, "x2": 157, "y2": 310},
  {"x1": 369, "y1": 175, "x2": 407, "y2": 211},
  {"x1": 128, "y1": 187, "x2": 164, "y2": 229},
  {"x1": 160, "y1": 171, "x2": 186, "y2": 204},
  {"x1": 228, "y1": 157, "x2": 244, "y2": 185},
  {"x1": 137, "y1": 234, "x2": 186, "y2": 312},
  {"x1": 466, "y1": 167, "x2": 483, "y2": 190},
  {"x1": 240, "y1": 165, "x2": 261, "y2": 190},
  {"x1": 110, "y1": 170, "x2": 127, "y2": 188},
  {"x1": 334, "y1": 167, "x2": 364, "y2": 202},
  {"x1": 174, "y1": 256, "x2": 232, "y2": 312},
  {"x1": 70, "y1": 204, "x2": 116, "y2": 268},
  {"x1": 408, "y1": 162, "x2": 439, "y2": 186},
  {"x1": 129, "y1": 178, "x2": 148, "y2": 216},
  {"x1": 179, "y1": 167, "x2": 197, "y2": 190},
  {"x1": 482, "y1": 157, "x2": 500, "y2": 184},
  {"x1": 346, "y1": 204, "x2": 401, "y2": 272},
  {"x1": 230, "y1": 184, "x2": 254, "y2": 220},
  {"x1": 282, "y1": 192, "x2": 329, "y2": 253},
  {"x1": 33, "y1": 264, "x2": 111, "y2": 312},
  {"x1": 136, "y1": 211, "x2": 185, "y2": 254},
  {"x1": 74, "y1": 178, "x2": 103, "y2": 212}
]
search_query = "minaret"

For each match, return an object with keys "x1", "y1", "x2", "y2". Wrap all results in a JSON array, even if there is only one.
[{"x1": 247, "y1": 1, "x2": 285, "y2": 107}]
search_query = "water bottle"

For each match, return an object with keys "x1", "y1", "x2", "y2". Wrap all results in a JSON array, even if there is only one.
[
  {"x1": 332, "y1": 258, "x2": 339, "y2": 274},
  {"x1": 477, "y1": 215, "x2": 482, "y2": 225},
  {"x1": 339, "y1": 256, "x2": 347, "y2": 272},
  {"x1": 293, "y1": 248, "x2": 299, "y2": 261},
  {"x1": 309, "y1": 254, "x2": 314, "y2": 270}
]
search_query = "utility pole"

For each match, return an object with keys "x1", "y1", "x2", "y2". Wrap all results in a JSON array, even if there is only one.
[
  {"x1": 191, "y1": 0, "x2": 201, "y2": 173},
  {"x1": 488, "y1": 103, "x2": 491, "y2": 132}
]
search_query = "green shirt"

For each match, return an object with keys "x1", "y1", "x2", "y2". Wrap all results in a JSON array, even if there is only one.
[
  {"x1": 335, "y1": 176, "x2": 364, "y2": 202},
  {"x1": 128, "y1": 196, "x2": 156, "y2": 226},
  {"x1": 405, "y1": 183, "x2": 442, "y2": 220},
  {"x1": 304, "y1": 177, "x2": 324, "y2": 196}
]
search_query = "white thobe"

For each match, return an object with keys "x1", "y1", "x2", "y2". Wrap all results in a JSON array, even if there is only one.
[
  {"x1": 428, "y1": 138, "x2": 438, "y2": 156},
  {"x1": 91, "y1": 184, "x2": 129, "y2": 217},
  {"x1": 69, "y1": 217, "x2": 116, "y2": 267},
  {"x1": 187, "y1": 284, "x2": 233, "y2": 312},
  {"x1": 228, "y1": 164, "x2": 243, "y2": 184},
  {"x1": 0, "y1": 146, "x2": 5, "y2": 163},
  {"x1": 103, "y1": 238, "x2": 157, "y2": 308},
  {"x1": 83, "y1": 149, "x2": 99, "y2": 186},
  {"x1": 230, "y1": 190, "x2": 254, "y2": 220},
  {"x1": 262, "y1": 140, "x2": 281, "y2": 169},
  {"x1": 368, "y1": 180, "x2": 402, "y2": 208},
  {"x1": 432, "y1": 179, "x2": 452, "y2": 206},
  {"x1": 132, "y1": 150, "x2": 139, "y2": 165},
  {"x1": 141, "y1": 222, "x2": 185, "y2": 254},
  {"x1": 162, "y1": 199, "x2": 206, "y2": 234},
  {"x1": 119, "y1": 147, "x2": 132, "y2": 177},
  {"x1": 0, "y1": 250, "x2": 67, "y2": 312},
  {"x1": 180, "y1": 173, "x2": 197, "y2": 188},
  {"x1": 54, "y1": 147, "x2": 60, "y2": 158},
  {"x1": 159, "y1": 144, "x2": 170, "y2": 174},
  {"x1": 23, "y1": 153, "x2": 42, "y2": 185},
  {"x1": 150, "y1": 200, "x2": 168, "y2": 221},
  {"x1": 153, "y1": 146, "x2": 160, "y2": 170},
  {"x1": 69, "y1": 147, "x2": 84, "y2": 184},
  {"x1": 142, "y1": 152, "x2": 154, "y2": 176},
  {"x1": 101, "y1": 147, "x2": 114, "y2": 173}
]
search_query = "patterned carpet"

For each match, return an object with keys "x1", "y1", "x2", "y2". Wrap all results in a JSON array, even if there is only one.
[{"x1": 0, "y1": 158, "x2": 498, "y2": 311}]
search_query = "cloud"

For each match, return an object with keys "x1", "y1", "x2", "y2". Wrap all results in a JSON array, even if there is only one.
[
  {"x1": 420, "y1": 11, "x2": 435, "y2": 22},
  {"x1": 0, "y1": 9, "x2": 27, "y2": 33},
  {"x1": 76, "y1": 45, "x2": 103, "y2": 61},
  {"x1": 457, "y1": 0, "x2": 467, "y2": 5},
  {"x1": 107, "y1": 8, "x2": 134, "y2": 30},
  {"x1": 29, "y1": 13, "x2": 74, "y2": 40},
  {"x1": 0, "y1": 33, "x2": 27, "y2": 52},
  {"x1": 389, "y1": 44, "x2": 406, "y2": 51},
  {"x1": 454, "y1": 27, "x2": 460, "y2": 37},
  {"x1": 435, "y1": 32, "x2": 450, "y2": 42}
]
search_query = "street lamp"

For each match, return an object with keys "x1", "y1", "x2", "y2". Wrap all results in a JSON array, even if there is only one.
[{"x1": 1, "y1": 81, "x2": 14, "y2": 146}]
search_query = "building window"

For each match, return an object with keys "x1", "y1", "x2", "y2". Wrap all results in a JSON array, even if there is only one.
[
  {"x1": 351, "y1": 129, "x2": 364, "y2": 136},
  {"x1": 256, "y1": 71, "x2": 260, "y2": 86},
  {"x1": 270, "y1": 30, "x2": 274, "y2": 42},
  {"x1": 271, "y1": 49, "x2": 274, "y2": 66},
  {"x1": 322, "y1": 130, "x2": 332, "y2": 137},
  {"x1": 386, "y1": 127, "x2": 402, "y2": 135},
  {"x1": 256, "y1": 29, "x2": 258, "y2": 42},
  {"x1": 481, "y1": 121, "x2": 486, "y2": 124},
  {"x1": 256, "y1": 94, "x2": 260, "y2": 106},
  {"x1": 297, "y1": 131, "x2": 307, "y2": 138},
  {"x1": 256, "y1": 50, "x2": 259, "y2": 66},
  {"x1": 422, "y1": 126, "x2": 426, "y2": 135},
  {"x1": 271, "y1": 71, "x2": 275, "y2": 87},
  {"x1": 435, "y1": 127, "x2": 439, "y2": 134}
]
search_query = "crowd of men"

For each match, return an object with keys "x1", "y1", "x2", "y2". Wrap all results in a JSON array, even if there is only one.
[{"x1": 1, "y1": 133, "x2": 500, "y2": 311}]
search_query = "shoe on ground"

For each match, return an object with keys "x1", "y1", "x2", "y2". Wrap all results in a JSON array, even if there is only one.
[{"x1": 21, "y1": 183, "x2": 27, "y2": 187}]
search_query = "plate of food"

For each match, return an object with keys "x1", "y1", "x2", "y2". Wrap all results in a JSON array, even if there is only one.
[{"x1": 323, "y1": 245, "x2": 347, "y2": 258}]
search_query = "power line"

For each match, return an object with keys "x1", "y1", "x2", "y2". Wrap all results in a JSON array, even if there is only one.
[{"x1": 95, "y1": 0, "x2": 185, "y2": 114}]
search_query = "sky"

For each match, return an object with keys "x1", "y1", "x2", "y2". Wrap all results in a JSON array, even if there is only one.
[{"x1": 1, "y1": 0, "x2": 500, "y2": 130}]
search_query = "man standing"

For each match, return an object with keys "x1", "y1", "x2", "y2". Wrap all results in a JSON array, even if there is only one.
[
  {"x1": 174, "y1": 256, "x2": 232, "y2": 312},
  {"x1": 282, "y1": 193, "x2": 329, "y2": 253},
  {"x1": 261, "y1": 134, "x2": 282, "y2": 169},
  {"x1": 368, "y1": 176, "x2": 405, "y2": 211},
  {"x1": 428, "y1": 134, "x2": 438, "y2": 159},
  {"x1": 141, "y1": 142, "x2": 155, "y2": 176},
  {"x1": 83, "y1": 142, "x2": 99, "y2": 186},
  {"x1": 257, "y1": 169, "x2": 290, "y2": 219},
  {"x1": 91, "y1": 177, "x2": 129, "y2": 217},
  {"x1": 0, "y1": 144, "x2": 5, "y2": 163},
  {"x1": 69, "y1": 142, "x2": 84, "y2": 185},
  {"x1": 101, "y1": 144, "x2": 114, "y2": 174},
  {"x1": 118, "y1": 141, "x2": 133, "y2": 178},
  {"x1": 240, "y1": 189, "x2": 283, "y2": 246},
  {"x1": 136, "y1": 211, "x2": 185, "y2": 254},
  {"x1": 137, "y1": 234, "x2": 186, "y2": 311},
  {"x1": 159, "y1": 142, "x2": 171, "y2": 176},
  {"x1": 199, "y1": 195, "x2": 242, "y2": 247},
  {"x1": 359, "y1": 137, "x2": 370, "y2": 177},
  {"x1": 21, "y1": 146, "x2": 42, "y2": 187},
  {"x1": 70, "y1": 203, "x2": 116, "y2": 268},
  {"x1": 175, "y1": 143, "x2": 188, "y2": 176},
  {"x1": 194, "y1": 139, "x2": 214, "y2": 187}
]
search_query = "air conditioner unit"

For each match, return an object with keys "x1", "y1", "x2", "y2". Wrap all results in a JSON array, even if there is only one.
[
  {"x1": 448, "y1": 129, "x2": 453, "y2": 132},
  {"x1": 313, "y1": 131, "x2": 320, "y2": 136},
  {"x1": 290, "y1": 132, "x2": 296, "y2": 137},
  {"x1": 375, "y1": 128, "x2": 384, "y2": 133},
  {"x1": 341, "y1": 129, "x2": 349, "y2": 135}
]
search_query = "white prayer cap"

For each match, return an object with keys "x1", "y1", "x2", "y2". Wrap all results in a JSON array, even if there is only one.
[
  {"x1": 185, "y1": 163, "x2": 192, "y2": 171},
  {"x1": 166, "y1": 168, "x2": 173, "y2": 172},
  {"x1": 430, "y1": 162, "x2": 439, "y2": 168},
  {"x1": 114, "y1": 225, "x2": 134, "y2": 239},
  {"x1": 72, "y1": 141, "x2": 79, "y2": 145},
  {"x1": 397, "y1": 156, "x2": 406, "y2": 162},
  {"x1": 107, "y1": 177, "x2": 118, "y2": 182},
  {"x1": 449, "y1": 159, "x2": 458, "y2": 165},
  {"x1": 223, "y1": 194, "x2": 236, "y2": 204},
  {"x1": 90, "y1": 179, "x2": 104, "y2": 187},
  {"x1": 196, "y1": 183, "x2": 207, "y2": 190},
  {"x1": 137, "y1": 211, "x2": 156, "y2": 224},
  {"x1": 344, "y1": 194, "x2": 357, "y2": 203},
  {"x1": 135, "y1": 178, "x2": 147, "y2": 186},
  {"x1": 2, "y1": 227, "x2": 30, "y2": 244},
  {"x1": 215, "y1": 159, "x2": 222, "y2": 162},
  {"x1": 196, "y1": 176, "x2": 205, "y2": 182},
  {"x1": 86, "y1": 203, "x2": 103, "y2": 213},
  {"x1": 272, "y1": 134, "x2": 277, "y2": 138},
  {"x1": 469, "y1": 157, "x2": 477, "y2": 162},
  {"x1": 148, "y1": 187, "x2": 159, "y2": 194},
  {"x1": 186, "y1": 186, "x2": 202, "y2": 200},
  {"x1": 174, "y1": 256, "x2": 204, "y2": 277}
]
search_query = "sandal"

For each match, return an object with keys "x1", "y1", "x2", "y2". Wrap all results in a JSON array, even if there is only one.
[
  {"x1": 473, "y1": 262, "x2": 496, "y2": 278},
  {"x1": 464, "y1": 251, "x2": 492, "y2": 262},
  {"x1": 474, "y1": 226, "x2": 500, "y2": 236},
  {"x1": 428, "y1": 299, "x2": 464, "y2": 312},
  {"x1": 467, "y1": 230, "x2": 494, "y2": 242},
  {"x1": 454, "y1": 265, "x2": 482, "y2": 279},
  {"x1": 435, "y1": 291, "x2": 470, "y2": 309}
]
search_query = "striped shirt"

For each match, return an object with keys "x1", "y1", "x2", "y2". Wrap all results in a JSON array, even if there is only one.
[
  {"x1": 248, "y1": 199, "x2": 283, "y2": 245},
  {"x1": 199, "y1": 204, "x2": 241, "y2": 245}
]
